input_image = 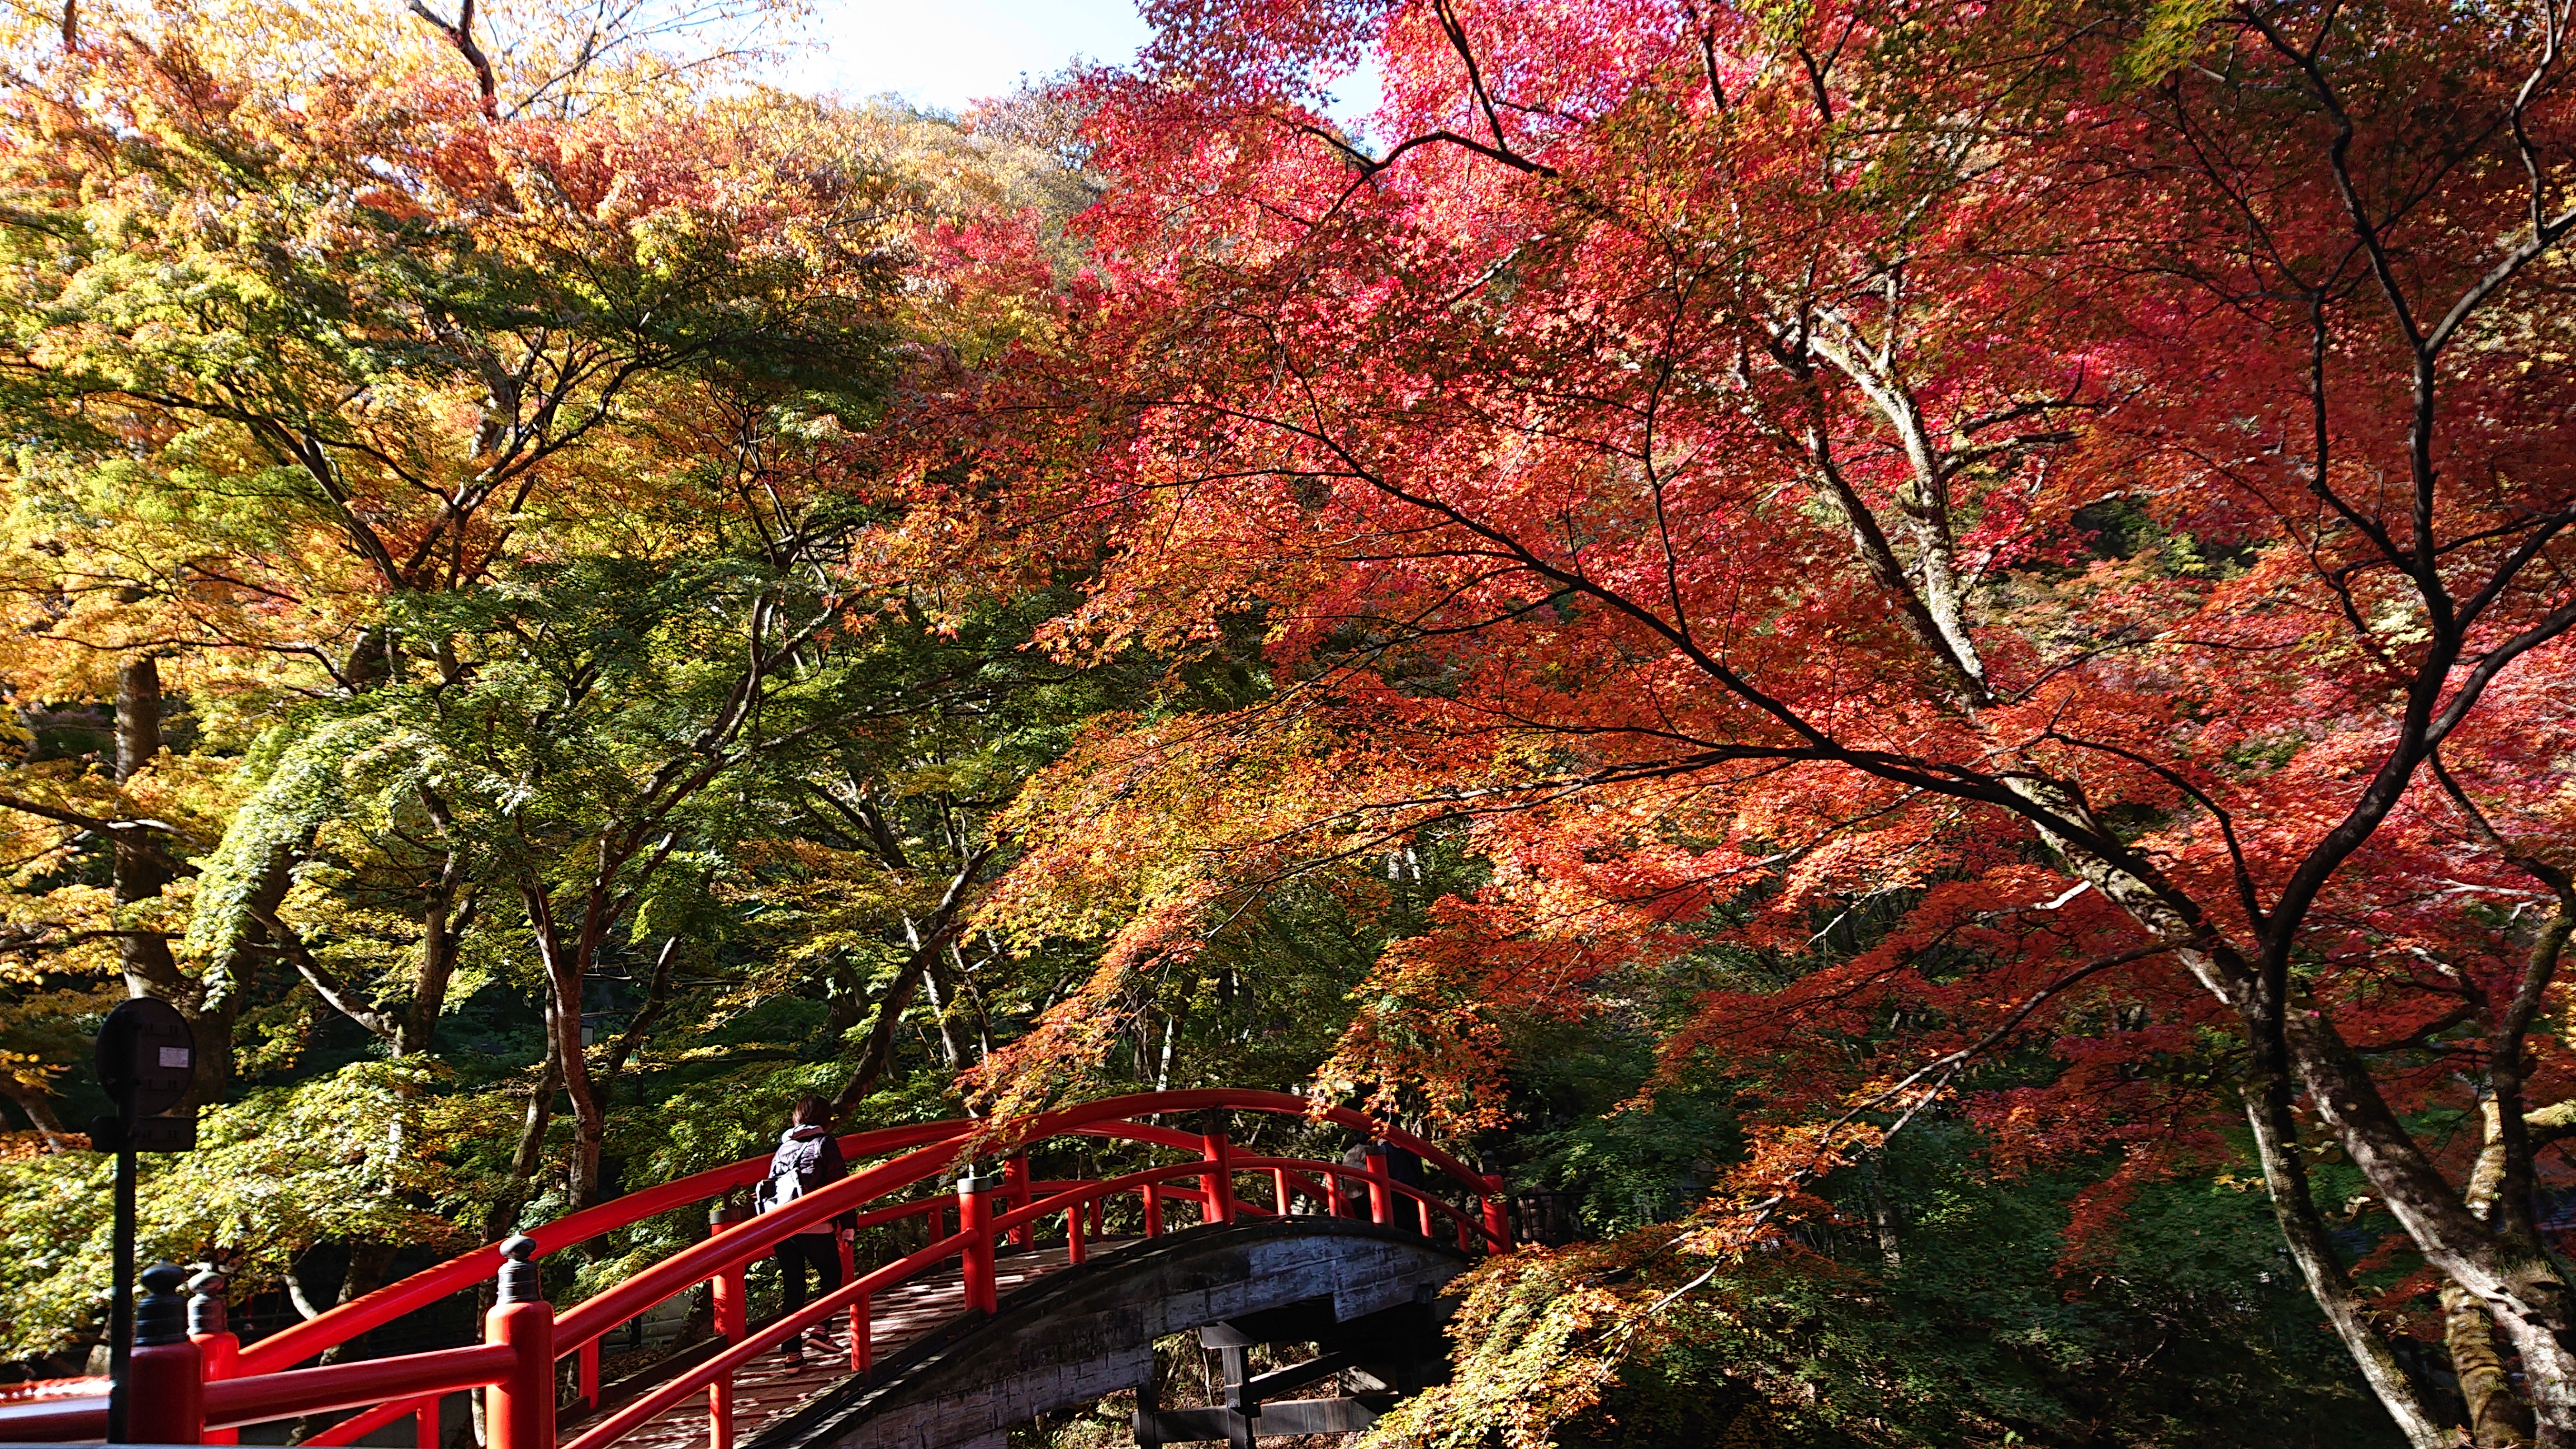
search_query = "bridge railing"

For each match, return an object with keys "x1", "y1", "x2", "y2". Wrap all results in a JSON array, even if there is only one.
[{"x1": 2, "y1": 1089, "x2": 1507, "y2": 1449}]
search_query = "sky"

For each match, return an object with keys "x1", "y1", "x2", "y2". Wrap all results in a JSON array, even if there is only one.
[
  {"x1": 767, "y1": 0, "x2": 1381, "y2": 127},
  {"x1": 765, "y1": 0, "x2": 1156, "y2": 113}
]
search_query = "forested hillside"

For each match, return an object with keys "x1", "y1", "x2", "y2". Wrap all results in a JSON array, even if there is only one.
[{"x1": 3, "y1": 2, "x2": 2573, "y2": 1446}]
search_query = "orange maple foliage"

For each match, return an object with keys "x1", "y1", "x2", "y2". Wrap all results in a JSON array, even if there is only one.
[{"x1": 922, "y1": 0, "x2": 2576, "y2": 1437}]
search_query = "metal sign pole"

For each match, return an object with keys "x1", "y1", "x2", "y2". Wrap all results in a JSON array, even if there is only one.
[
  {"x1": 91, "y1": 996, "x2": 196, "y2": 1446},
  {"x1": 107, "y1": 1142, "x2": 135, "y2": 1443}
]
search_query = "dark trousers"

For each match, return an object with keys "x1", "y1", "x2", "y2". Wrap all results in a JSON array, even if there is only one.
[{"x1": 775, "y1": 1233, "x2": 842, "y2": 1317}]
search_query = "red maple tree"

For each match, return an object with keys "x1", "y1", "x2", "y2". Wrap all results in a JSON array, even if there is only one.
[{"x1": 923, "y1": 2, "x2": 2576, "y2": 1440}]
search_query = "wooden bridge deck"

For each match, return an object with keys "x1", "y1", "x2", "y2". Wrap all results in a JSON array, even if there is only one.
[{"x1": 600, "y1": 1240, "x2": 1134, "y2": 1449}]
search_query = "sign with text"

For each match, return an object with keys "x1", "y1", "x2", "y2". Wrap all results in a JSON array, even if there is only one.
[{"x1": 94, "y1": 997, "x2": 195, "y2": 1120}]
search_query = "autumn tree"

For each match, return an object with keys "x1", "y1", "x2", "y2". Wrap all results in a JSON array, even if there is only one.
[
  {"x1": 0, "y1": 0, "x2": 1105, "y2": 1342},
  {"x1": 0, "y1": 0, "x2": 891, "y2": 1108},
  {"x1": 937, "y1": 1, "x2": 2576, "y2": 1441}
]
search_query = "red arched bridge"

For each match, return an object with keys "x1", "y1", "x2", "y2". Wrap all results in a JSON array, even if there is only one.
[{"x1": 0, "y1": 1090, "x2": 1510, "y2": 1448}]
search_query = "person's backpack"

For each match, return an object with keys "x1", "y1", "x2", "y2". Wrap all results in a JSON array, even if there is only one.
[
  {"x1": 756, "y1": 1161, "x2": 806, "y2": 1215},
  {"x1": 752, "y1": 1134, "x2": 819, "y2": 1211}
]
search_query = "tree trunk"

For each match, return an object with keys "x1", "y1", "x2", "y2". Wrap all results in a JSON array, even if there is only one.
[
  {"x1": 482, "y1": 1012, "x2": 561, "y2": 1243},
  {"x1": 2241, "y1": 1086, "x2": 2447, "y2": 1448},
  {"x1": 920, "y1": 953, "x2": 963, "y2": 1071},
  {"x1": 397, "y1": 869, "x2": 470, "y2": 1058},
  {"x1": 287, "y1": 1242, "x2": 399, "y2": 1441},
  {"x1": 309, "y1": 1242, "x2": 397, "y2": 1363},
  {"x1": 556, "y1": 952, "x2": 606, "y2": 1212},
  {"x1": 1768, "y1": 228, "x2": 2576, "y2": 1436},
  {"x1": 0, "y1": 1075, "x2": 76, "y2": 1151},
  {"x1": 2446, "y1": 1279, "x2": 2532, "y2": 1448},
  {"x1": 599, "y1": 937, "x2": 679, "y2": 1111},
  {"x1": 1863, "y1": 1172, "x2": 1902, "y2": 1278},
  {"x1": 1986, "y1": 770, "x2": 2525, "y2": 1443},
  {"x1": 523, "y1": 878, "x2": 609, "y2": 1211},
  {"x1": 2274, "y1": 1003, "x2": 2576, "y2": 1440},
  {"x1": 111, "y1": 655, "x2": 236, "y2": 1106},
  {"x1": 2435, "y1": 1101, "x2": 2542, "y2": 1446},
  {"x1": 906, "y1": 912, "x2": 965, "y2": 1071},
  {"x1": 828, "y1": 930, "x2": 948, "y2": 1119},
  {"x1": 111, "y1": 657, "x2": 181, "y2": 1001},
  {"x1": 830, "y1": 845, "x2": 995, "y2": 1118},
  {"x1": 113, "y1": 655, "x2": 159, "y2": 778}
]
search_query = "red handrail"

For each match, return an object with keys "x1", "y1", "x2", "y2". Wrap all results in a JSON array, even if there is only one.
[
  {"x1": 992, "y1": 1158, "x2": 1256, "y2": 1235},
  {"x1": 1042, "y1": 1090, "x2": 1489, "y2": 1189},
  {"x1": 206, "y1": 1344, "x2": 516, "y2": 1430},
  {"x1": 543, "y1": 1193, "x2": 952, "y2": 1377},
  {"x1": 0, "y1": 1396, "x2": 102, "y2": 1439},
  {"x1": 559, "y1": 1227, "x2": 976, "y2": 1449},
  {"x1": 306, "y1": 1390, "x2": 437, "y2": 1447},
  {"x1": 551, "y1": 1091, "x2": 1490, "y2": 1347},
  {"x1": 983, "y1": 1155, "x2": 1499, "y2": 1248},
  {"x1": 0, "y1": 1342, "x2": 518, "y2": 1444},
  {"x1": 239, "y1": 1120, "x2": 972, "y2": 1376},
  {"x1": 551, "y1": 1137, "x2": 973, "y2": 1347},
  {"x1": 7, "y1": 1088, "x2": 1508, "y2": 1449},
  {"x1": 556, "y1": 1139, "x2": 1494, "y2": 1449}
]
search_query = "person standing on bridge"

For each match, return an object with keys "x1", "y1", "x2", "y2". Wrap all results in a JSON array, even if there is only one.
[
  {"x1": 1340, "y1": 1138, "x2": 1430, "y2": 1236},
  {"x1": 760, "y1": 1096, "x2": 857, "y2": 1365}
]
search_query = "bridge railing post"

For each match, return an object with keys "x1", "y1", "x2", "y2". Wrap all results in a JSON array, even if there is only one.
[
  {"x1": 1144, "y1": 1180, "x2": 1164, "y2": 1237},
  {"x1": 839, "y1": 1232, "x2": 867, "y2": 1374},
  {"x1": 485, "y1": 1237, "x2": 556, "y2": 1449},
  {"x1": 577, "y1": 1337, "x2": 599, "y2": 1412},
  {"x1": 1200, "y1": 1124, "x2": 1235, "y2": 1227},
  {"x1": 1363, "y1": 1148, "x2": 1393, "y2": 1227},
  {"x1": 1005, "y1": 1154, "x2": 1033, "y2": 1248},
  {"x1": 1481, "y1": 1171, "x2": 1512, "y2": 1253},
  {"x1": 958, "y1": 1171, "x2": 1000, "y2": 1314},
  {"x1": 708, "y1": 1206, "x2": 748, "y2": 1449},
  {"x1": 129, "y1": 1261, "x2": 205, "y2": 1446},
  {"x1": 188, "y1": 1267, "x2": 241, "y2": 1446},
  {"x1": 850, "y1": 1286, "x2": 872, "y2": 1376}
]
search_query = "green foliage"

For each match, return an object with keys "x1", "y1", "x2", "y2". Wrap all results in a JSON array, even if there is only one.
[
  {"x1": 1428, "y1": 1000, "x2": 2397, "y2": 1448},
  {"x1": 0, "y1": 1060, "x2": 494, "y2": 1360},
  {"x1": 185, "y1": 712, "x2": 394, "y2": 973}
]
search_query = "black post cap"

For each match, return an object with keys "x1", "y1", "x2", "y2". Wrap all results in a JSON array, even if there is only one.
[
  {"x1": 186, "y1": 1267, "x2": 227, "y2": 1336},
  {"x1": 496, "y1": 1235, "x2": 544, "y2": 1304},
  {"x1": 135, "y1": 1260, "x2": 188, "y2": 1347}
]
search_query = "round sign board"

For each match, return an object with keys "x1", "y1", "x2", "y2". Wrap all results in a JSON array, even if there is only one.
[{"x1": 94, "y1": 997, "x2": 195, "y2": 1117}]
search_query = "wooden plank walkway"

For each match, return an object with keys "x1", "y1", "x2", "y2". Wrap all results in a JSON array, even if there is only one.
[{"x1": 603, "y1": 1241, "x2": 1132, "y2": 1449}]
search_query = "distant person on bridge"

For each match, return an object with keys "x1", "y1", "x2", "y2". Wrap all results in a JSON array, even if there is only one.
[
  {"x1": 759, "y1": 1095, "x2": 857, "y2": 1365},
  {"x1": 1340, "y1": 1139, "x2": 1429, "y2": 1236}
]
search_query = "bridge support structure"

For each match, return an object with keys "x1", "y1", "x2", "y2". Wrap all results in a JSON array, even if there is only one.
[
  {"x1": 1131, "y1": 1295, "x2": 1450, "y2": 1449},
  {"x1": 750, "y1": 1218, "x2": 1465, "y2": 1449}
]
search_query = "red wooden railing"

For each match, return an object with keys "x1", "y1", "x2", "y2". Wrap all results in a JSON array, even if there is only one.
[{"x1": 1, "y1": 1090, "x2": 1505, "y2": 1449}]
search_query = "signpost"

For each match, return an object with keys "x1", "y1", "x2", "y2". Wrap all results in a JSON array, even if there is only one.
[{"x1": 91, "y1": 997, "x2": 197, "y2": 1443}]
